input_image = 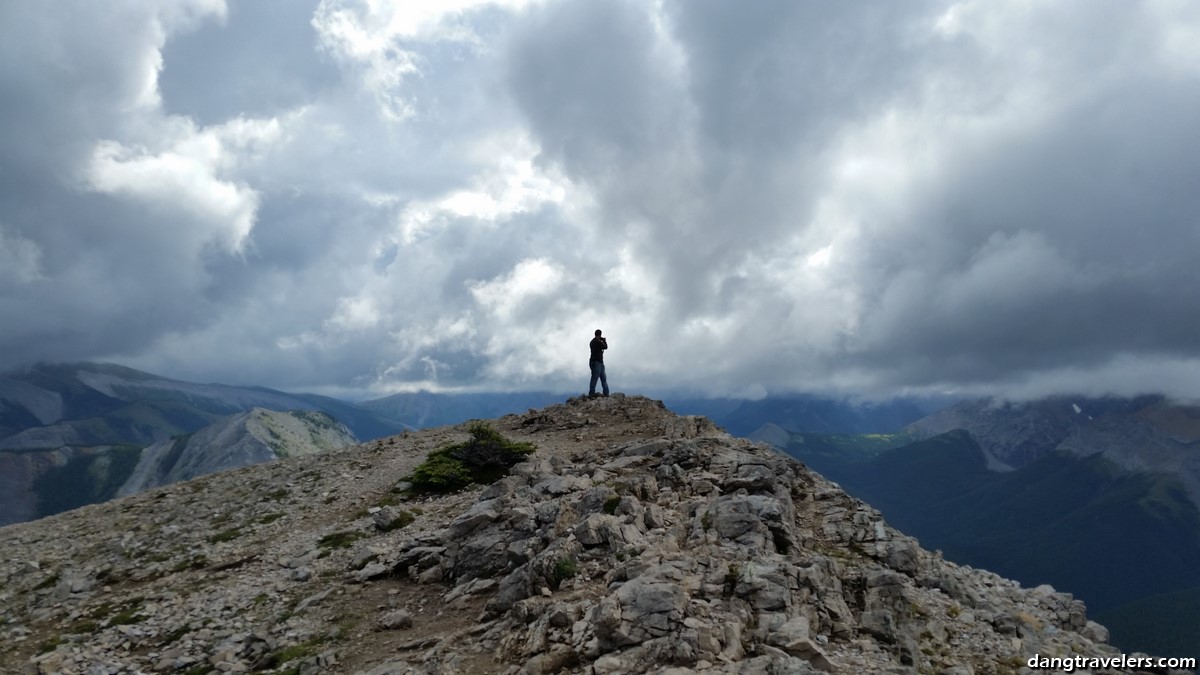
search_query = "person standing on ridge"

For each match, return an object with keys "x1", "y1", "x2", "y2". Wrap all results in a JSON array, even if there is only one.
[{"x1": 589, "y1": 329, "x2": 609, "y2": 397}]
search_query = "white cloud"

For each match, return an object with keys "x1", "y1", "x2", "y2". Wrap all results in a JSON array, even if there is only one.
[
  {"x1": 84, "y1": 133, "x2": 260, "y2": 255},
  {"x1": 394, "y1": 139, "x2": 567, "y2": 244},
  {"x1": 311, "y1": 0, "x2": 537, "y2": 121},
  {"x1": 469, "y1": 257, "x2": 563, "y2": 320},
  {"x1": 6, "y1": 0, "x2": 1200, "y2": 401}
]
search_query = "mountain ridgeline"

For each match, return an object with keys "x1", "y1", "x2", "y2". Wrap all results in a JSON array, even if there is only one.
[{"x1": 0, "y1": 363, "x2": 402, "y2": 525}]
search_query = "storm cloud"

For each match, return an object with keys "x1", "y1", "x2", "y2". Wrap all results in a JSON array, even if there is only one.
[{"x1": 2, "y1": 0, "x2": 1199, "y2": 400}]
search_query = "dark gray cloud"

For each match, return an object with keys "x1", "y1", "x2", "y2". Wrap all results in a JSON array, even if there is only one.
[
  {"x1": 3, "y1": 0, "x2": 1200, "y2": 400},
  {"x1": 159, "y1": 0, "x2": 340, "y2": 124}
]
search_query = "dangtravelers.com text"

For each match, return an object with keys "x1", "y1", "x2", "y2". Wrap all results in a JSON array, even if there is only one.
[{"x1": 1029, "y1": 653, "x2": 1196, "y2": 672}]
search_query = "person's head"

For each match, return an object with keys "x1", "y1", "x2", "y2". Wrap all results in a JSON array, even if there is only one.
[{"x1": 595, "y1": 329, "x2": 602, "y2": 337}]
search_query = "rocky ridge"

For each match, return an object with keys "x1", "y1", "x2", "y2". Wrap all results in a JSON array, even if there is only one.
[
  {"x1": 0, "y1": 395, "x2": 1170, "y2": 674},
  {"x1": 117, "y1": 408, "x2": 357, "y2": 497}
]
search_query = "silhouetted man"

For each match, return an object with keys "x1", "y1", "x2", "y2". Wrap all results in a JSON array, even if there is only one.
[{"x1": 589, "y1": 329, "x2": 609, "y2": 397}]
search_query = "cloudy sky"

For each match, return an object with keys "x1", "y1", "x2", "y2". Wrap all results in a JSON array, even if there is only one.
[{"x1": 2, "y1": 0, "x2": 1200, "y2": 400}]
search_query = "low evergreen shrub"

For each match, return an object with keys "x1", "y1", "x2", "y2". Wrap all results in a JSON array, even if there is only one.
[{"x1": 406, "y1": 422, "x2": 535, "y2": 494}]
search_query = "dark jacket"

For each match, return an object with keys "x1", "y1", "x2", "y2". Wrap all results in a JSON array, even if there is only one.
[{"x1": 590, "y1": 337, "x2": 607, "y2": 363}]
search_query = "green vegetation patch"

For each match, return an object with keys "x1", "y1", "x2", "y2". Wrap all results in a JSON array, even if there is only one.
[
  {"x1": 159, "y1": 623, "x2": 191, "y2": 646},
  {"x1": 110, "y1": 611, "x2": 145, "y2": 627},
  {"x1": 551, "y1": 558, "x2": 578, "y2": 588},
  {"x1": 67, "y1": 618, "x2": 98, "y2": 634},
  {"x1": 378, "y1": 510, "x2": 415, "y2": 532},
  {"x1": 33, "y1": 572, "x2": 60, "y2": 591},
  {"x1": 289, "y1": 409, "x2": 339, "y2": 432},
  {"x1": 170, "y1": 555, "x2": 208, "y2": 573},
  {"x1": 318, "y1": 530, "x2": 363, "y2": 549},
  {"x1": 264, "y1": 487, "x2": 290, "y2": 501},
  {"x1": 406, "y1": 422, "x2": 535, "y2": 494},
  {"x1": 37, "y1": 636, "x2": 67, "y2": 655},
  {"x1": 259, "y1": 638, "x2": 325, "y2": 670},
  {"x1": 209, "y1": 528, "x2": 243, "y2": 544}
]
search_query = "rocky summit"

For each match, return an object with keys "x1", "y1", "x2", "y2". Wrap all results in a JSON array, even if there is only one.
[{"x1": 0, "y1": 395, "x2": 1176, "y2": 674}]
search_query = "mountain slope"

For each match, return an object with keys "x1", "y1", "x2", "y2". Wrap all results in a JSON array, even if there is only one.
[
  {"x1": 2, "y1": 397, "x2": 1179, "y2": 674},
  {"x1": 1097, "y1": 586, "x2": 1200, "y2": 660},
  {"x1": 903, "y1": 395, "x2": 1174, "y2": 470},
  {"x1": 0, "y1": 363, "x2": 408, "y2": 526},
  {"x1": 780, "y1": 428, "x2": 1200, "y2": 660},
  {"x1": 13, "y1": 409, "x2": 356, "y2": 524},
  {"x1": 117, "y1": 408, "x2": 356, "y2": 497}
]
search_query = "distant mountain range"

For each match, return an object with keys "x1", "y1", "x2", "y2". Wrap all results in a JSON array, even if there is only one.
[
  {"x1": 360, "y1": 391, "x2": 565, "y2": 429},
  {"x1": 664, "y1": 393, "x2": 952, "y2": 437},
  {"x1": 0, "y1": 363, "x2": 950, "y2": 527},
  {"x1": 359, "y1": 390, "x2": 946, "y2": 437},
  {"x1": 771, "y1": 395, "x2": 1200, "y2": 661},
  {"x1": 0, "y1": 363, "x2": 405, "y2": 525}
]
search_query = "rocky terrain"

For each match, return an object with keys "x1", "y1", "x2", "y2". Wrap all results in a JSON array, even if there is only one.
[{"x1": 0, "y1": 395, "x2": 1175, "y2": 674}]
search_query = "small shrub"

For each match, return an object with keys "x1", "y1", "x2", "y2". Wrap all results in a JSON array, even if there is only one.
[
  {"x1": 258, "y1": 512, "x2": 285, "y2": 525},
  {"x1": 37, "y1": 636, "x2": 66, "y2": 655},
  {"x1": 551, "y1": 558, "x2": 578, "y2": 587},
  {"x1": 407, "y1": 453, "x2": 473, "y2": 493},
  {"x1": 406, "y1": 422, "x2": 535, "y2": 494}
]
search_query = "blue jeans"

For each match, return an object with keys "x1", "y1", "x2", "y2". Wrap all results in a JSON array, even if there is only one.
[{"x1": 589, "y1": 360, "x2": 609, "y2": 396}]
